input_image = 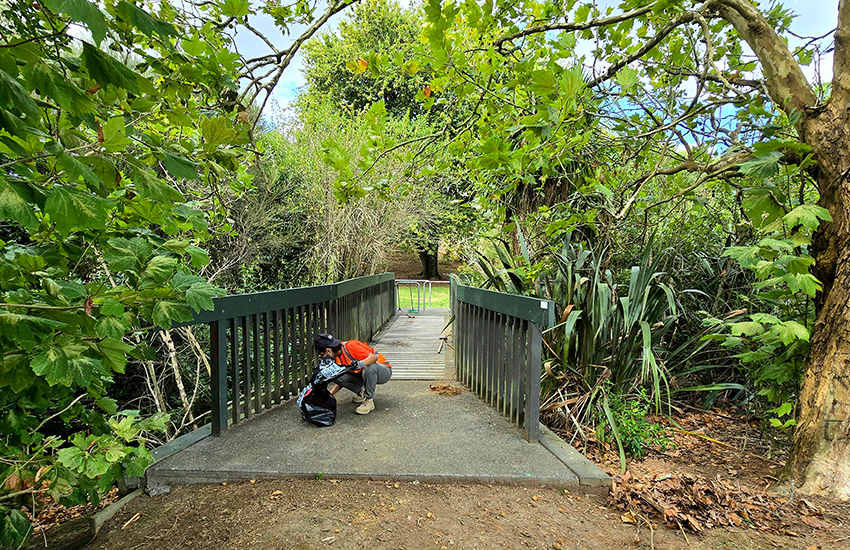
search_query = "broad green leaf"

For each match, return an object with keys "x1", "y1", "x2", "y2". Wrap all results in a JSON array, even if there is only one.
[
  {"x1": 200, "y1": 117, "x2": 235, "y2": 148},
  {"x1": 151, "y1": 300, "x2": 192, "y2": 328},
  {"x1": 130, "y1": 165, "x2": 185, "y2": 202},
  {"x1": 221, "y1": 0, "x2": 250, "y2": 17},
  {"x1": 31, "y1": 346, "x2": 71, "y2": 386},
  {"x1": 616, "y1": 67, "x2": 639, "y2": 93},
  {"x1": 102, "y1": 237, "x2": 152, "y2": 272},
  {"x1": 99, "y1": 298, "x2": 124, "y2": 316},
  {"x1": 57, "y1": 446, "x2": 84, "y2": 470},
  {"x1": 101, "y1": 118, "x2": 133, "y2": 153},
  {"x1": 185, "y1": 284, "x2": 218, "y2": 312},
  {"x1": 0, "y1": 68, "x2": 40, "y2": 123},
  {"x1": 141, "y1": 255, "x2": 178, "y2": 283},
  {"x1": 84, "y1": 454, "x2": 110, "y2": 477},
  {"x1": 23, "y1": 61, "x2": 96, "y2": 115},
  {"x1": 44, "y1": 0, "x2": 108, "y2": 44},
  {"x1": 729, "y1": 321, "x2": 765, "y2": 337},
  {"x1": 116, "y1": 1, "x2": 178, "y2": 38},
  {"x1": 739, "y1": 151, "x2": 782, "y2": 178},
  {"x1": 0, "y1": 175, "x2": 39, "y2": 231},
  {"x1": 57, "y1": 154, "x2": 103, "y2": 191},
  {"x1": 44, "y1": 185, "x2": 111, "y2": 236},
  {"x1": 82, "y1": 42, "x2": 140, "y2": 94},
  {"x1": 95, "y1": 316, "x2": 127, "y2": 340},
  {"x1": 529, "y1": 69, "x2": 558, "y2": 97},
  {"x1": 783, "y1": 204, "x2": 832, "y2": 230},
  {"x1": 187, "y1": 245, "x2": 210, "y2": 268},
  {"x1": 0, "y1": 351, "x2": 34, "y2": 392},
  {"x1": 0, "y1": 509, "x2": 32, "y2": 548},
  {"x1": 161, "y1": 152, "x2": 200, "y2": 180},
  {"x1": 770, "y1": 320, "x2": 810, "y2": 345},
  {"x1": 559, "y1": 66, "x2": 584, "y2": 99},
  {"x1": 97, "y1": 338, "x2": 134, "y2": 373}
]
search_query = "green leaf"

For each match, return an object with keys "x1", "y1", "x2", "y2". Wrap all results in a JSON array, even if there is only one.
[
  {"x1": 616, "y1": 67, "x2": 639, "y2": 93},
  {"x1": 81, "y1": 42, "x2": 140, "y2": 94},
  {"x1": 44, "y1": 185, "x2": 111, "y2": 236},
  {"x1": 31, "y1": 346, "x2": 71, "y2": 386},
  {"x1": 141, "y1": 255, "x2": 177, "y2": 283},
  {"x1": 97, "y1": 338, "x2": 134, "y2": 373},
  {"x1": 101, "y1": 117, "x2": 133, "y2": 153},
  {"x1": 151, "y1": 300, "x2": 192, "y2": 329},
  {"x1": 529, "y1": 69, "x2": 558, "y2": 97},
  {"x1": 0, "y1": 352, "x2": 34, "y2": 392},
  {"x1": 739, "y1": 151, "x2": 782, "y2": 178},
  {"x1": 0, "y1": 68, "x2": 40, "y2": 123},
  {"x1": 729, "y1": 321, "x2": 765, "y2": 337},
  {"x1": 130, "y1": 165, "x2": 185, "y2": 202},
  {"x1": 770, "y1": 320, "x2": 810, "y2": 345},
  {"x1": 221, "y1": 0, "x2": 250, "y2": 17},
  {"x1": 185, "y1": 284, "x2": 218, "y2": 313},
  {"x1": 186, "y1": 245, "x2": 210, "y2": 268},
  {"x1": 84, "y1": 454, "x2": 110, "y2": 477},
  {"x1": 103, "y1": 236, "x2": 152, "y2": 272},
  {"x1": 783, "y1": 204, "x2": 832, "y2": 230},
  {"x1": 161, "y1": 152, "x2": 200, "y2": 180},
  {"x1": 95, "y1": 316, "x2": 127, "y2": 340},
  {"x1": 99, "y1": 298, "x2": 124, "y2": 316},
  {"x1": 116, "y1": 1, "x2": 178, "y2": 38},
  {"x1": 0, "y1": 175, "x2": 39, "y2": 231},
  {"x1": 57, "y1": 446, "x2": 84, "y2": 470},
  {"x1": 200, "y1": 117, "x2": 235, "y2": 148},
  {"x1": 23, "y1": 61, "x2": 96, "y2": 115},
  {"x1": 44, "y1": 0, "x2": 108, "y2": 45},
  {"x1": 0, "y1": 509, "x2": 32, "y2": 548}
]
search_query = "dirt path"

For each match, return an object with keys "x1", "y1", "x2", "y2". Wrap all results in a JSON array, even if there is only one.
[{"x1": 88, "y1": 478, "x2": 846, "y2": 550}]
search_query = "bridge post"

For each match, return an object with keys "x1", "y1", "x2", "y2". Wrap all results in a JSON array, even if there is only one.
[
  {"x1": 210, "y1": 320, "x2": 228, "y2": 436},
  {"x1": 523, "y1": 322, "x2": 543, "y2": 442}
]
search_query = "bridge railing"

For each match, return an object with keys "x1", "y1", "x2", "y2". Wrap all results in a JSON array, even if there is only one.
[
  {"x1": 184, "y1": 273, "x2": 395, "y2": 436},
  {"x1": 450, "y1": 278, "x2": 555, "y2": 442}
]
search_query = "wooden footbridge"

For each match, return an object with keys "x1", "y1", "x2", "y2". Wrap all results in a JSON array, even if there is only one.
[{"x1": 149, "y1": 274, "x2": 608, "y2": 494}]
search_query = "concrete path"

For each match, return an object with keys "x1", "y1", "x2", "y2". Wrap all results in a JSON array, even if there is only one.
[
  {"x1": 145, "y1": 313, "x2": 609, "y2": 495},
  {"x1": 146, "y1": 380, "x2": 607, "y2": 494}
]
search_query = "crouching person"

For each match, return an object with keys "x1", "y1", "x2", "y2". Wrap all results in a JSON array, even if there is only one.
[{"x1": 313, "y1": 333, "x2": 392, "y2": 415}]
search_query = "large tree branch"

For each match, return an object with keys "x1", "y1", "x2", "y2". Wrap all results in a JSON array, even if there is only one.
[
  {"x1": 832, "y1": 0, "x2": 850, "y2": 104},
  {"x1": 586, "y1": 11, "x2": 699, "y2": 89},
  {"x1": 492, "y1": 2, "x2": 657, "y2": 50},
  {"x1": 711, "y1": 0, "x2": 817, "y2": 121}
]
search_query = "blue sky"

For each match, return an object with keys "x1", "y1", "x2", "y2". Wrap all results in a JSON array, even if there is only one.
[{"x1": 236, "y1": 0, "x2": 841, "y2": 109}]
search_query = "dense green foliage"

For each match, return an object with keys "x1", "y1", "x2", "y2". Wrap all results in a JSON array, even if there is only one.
[{"x1": 0, "y1": 0, "x2": 255, "y2": 543}]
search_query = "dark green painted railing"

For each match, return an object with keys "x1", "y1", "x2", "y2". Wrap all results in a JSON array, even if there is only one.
[
  {"x1": 450, "y1": 278, "x2": 555, "y2": 442},
  {"x1": 186, "y1": 273, "x2": 395, "y2": 436}
]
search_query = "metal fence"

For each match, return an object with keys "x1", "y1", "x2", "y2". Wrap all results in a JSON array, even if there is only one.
[
  {"x1": 184, "y1": 273, "x2": 396, "y2": 436},
  {"x1": 450, "y1": 277, "x2": 555, "y2": 442}
]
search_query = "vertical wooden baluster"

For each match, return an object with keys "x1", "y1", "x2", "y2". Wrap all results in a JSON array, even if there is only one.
[
  {"x1": 242, "y1": 316, "x2": 251, "y2": 420},
  {"x1": 230, "y1": 317, "x2": 239, "y2": 426},
  {"x1": 273, "y1": 309, "x2": 281, "y2": 404},
  {"x1": 210, "y1": 320, "x2": 227, "y2": 436}
]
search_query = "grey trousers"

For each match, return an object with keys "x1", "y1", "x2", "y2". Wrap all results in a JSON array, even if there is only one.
[{"x1": 335, "y1": 363, "x2": 392, "y2": 400}]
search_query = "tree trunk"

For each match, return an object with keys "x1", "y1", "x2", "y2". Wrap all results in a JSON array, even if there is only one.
[
  {"x1": 712, "y1": 0, "x2": 850, "y2": 500},
  {"x1": 787, "y1": 104, "x2": 850, "y2": 500},
  {"x1": 418, "y1": 242, "x2": 441, "y2": 280}
]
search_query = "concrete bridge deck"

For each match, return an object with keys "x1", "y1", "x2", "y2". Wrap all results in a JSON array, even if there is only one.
[{"x1": 146, "y1": 311, "x2": 609, "y2": 495}]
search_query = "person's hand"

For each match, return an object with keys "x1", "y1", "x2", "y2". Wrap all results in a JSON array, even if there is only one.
[{"x1": 348, "y1": 359, "x2": 362, "y2": 371}]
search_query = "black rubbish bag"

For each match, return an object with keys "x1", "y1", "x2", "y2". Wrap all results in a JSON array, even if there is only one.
[
  {"x1": 297, "y1": 383, "x2": 337, "y2": 427},
  {"x1": 296, "y1": 356, "x2": 356, "y2": 427}
]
